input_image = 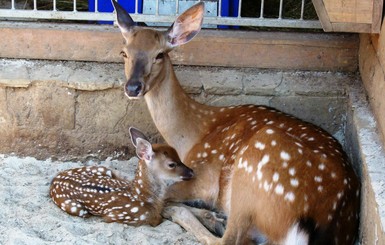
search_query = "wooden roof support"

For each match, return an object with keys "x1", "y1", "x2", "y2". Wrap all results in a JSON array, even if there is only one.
[{"x1": 312, "y1": 0, "x2": 384, "y2": 33}]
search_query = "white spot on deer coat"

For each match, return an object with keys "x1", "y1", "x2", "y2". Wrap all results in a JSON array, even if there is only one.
[
  {"x1": 272, "y1": 172, "x2": 279, "y2": 182},
  {"x1": 275, "y1": 184, "x2": 284, "y2": 195},
  {"x1": 131, "y1": 207, "x2": 139, "y2": 213},
  {"x1": 290, "y1": 178, "x2": 299, "y2": 187},
  {"x1": 255, "y1": 141, "x2": 265, "y2": 150},
  {"x1": 219, "y1": 154, "x2": 225, "y2": 161},
  {"x1": 289, "y1": 168, "x2": 296, "y2": 176},
  {"x1": 284, "y1": 192, "x2": 295, "y2": 202},
  {"x1": 256, "y1": 155, "x2": 270, "y2": 180},
  {"x1": 314, "y1": 176, "x2": 322, "y2": 183},
  {"x1": 280, "y1": 151, "x2": 291, "y2": 161},
  {"x1": 266, "y1": 129, "x2": 274, "y2": 134}
]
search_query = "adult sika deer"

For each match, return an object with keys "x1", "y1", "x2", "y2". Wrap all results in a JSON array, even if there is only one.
[
  {"x1": 111, "y1": 1, "x2": 360, "y2": 244},
  {"x1": 50, "y1": 127, "x2": 194, "y2": 226}
]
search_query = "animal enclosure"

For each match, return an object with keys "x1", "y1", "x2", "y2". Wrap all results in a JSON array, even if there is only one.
[{"x1": 0, "y1": 0, "x2": 385, "y2": 244}]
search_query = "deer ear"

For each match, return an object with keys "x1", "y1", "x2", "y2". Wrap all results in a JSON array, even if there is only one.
[
  {"x1": 166, "y1": 2, "x2": 204, "y2": 47},
  {"x1": 129, "y1": 127, "x2": 150, "y2": 147},
  {"x1": 111, "y1": 0, "x2": 136, "y2": 33},
  {"x1": 135, "y1": 138, "x2": 154, "y2": 162}
]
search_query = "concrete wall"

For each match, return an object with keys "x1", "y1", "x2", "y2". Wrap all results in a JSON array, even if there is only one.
[{"x1": 357, "y1": 19, "x2": 385, "y2": 245}]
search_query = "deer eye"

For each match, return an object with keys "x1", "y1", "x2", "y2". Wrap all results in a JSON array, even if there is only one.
[
  {"x1": 155, "y1": 52, "x2": 164, "y2": 60},
  {"x1": 120, "y1": 51, "x2": 127, "y2": 58},
  {"x1": 168, "y1": 163, "x2": 176, "y2": 169}
]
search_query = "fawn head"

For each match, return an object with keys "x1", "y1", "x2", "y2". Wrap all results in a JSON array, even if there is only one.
[
  {"x1": 129, "y1": 127, "x2": 194, "y2": 183},
  {"x1": 111, "y1": 0, "x2": 204, "y2": 98}
]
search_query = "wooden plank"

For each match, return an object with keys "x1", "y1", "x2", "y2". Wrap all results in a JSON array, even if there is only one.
[
  {"x1": 311, "y1": 0, "x2": 333, "y2": 32},
  {"x1": 359, "y1": 34, "x2": 385, "y2": 144},
  {"x1": 331, "y1": 23, "x2": 373, "y2": 33},
  {"x1": 372, "y1": 0, "x2": 384, "y2": 33},
  {"x1": 0, "y1": 22, "x2": 359, "y2": 71},
  {"x1": 312, "y1": 0, "x2": 383, "y2": 33},
  {"x1": 324, "y1": 0, "x2": 373, "y2": 24}
]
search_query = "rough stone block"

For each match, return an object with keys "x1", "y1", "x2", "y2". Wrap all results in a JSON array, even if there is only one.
[
  {"x1": 175, "y1": 66, "x2": 203, "y2": 94},
  {"x1": 277, "y1": 71, "x2": 352, "y2": 96},
  {"x1": 29, "y1": 62, "x2": 73, "y2": 84},
  {"x1": 0, "y1": 60, "x2": 31, "y2": 87},
  {"x1": 0, "y1": 87, "x2": 11, "y2": 126},
  {"x1": 243, "y1": 70, "x2": 283, "y2": 95},
  {"x1": 200, "y1": 68, "x2": 243, "y2": 95},
  {"x1": 67, "y1": 62, "x2": 124, "y2": 91},
  {"x1": 269, "y1": 96, "x2": 346, "y2": 140},
  {"x1": 6, "y1": 83, "x2": 75, "y2": 129}
]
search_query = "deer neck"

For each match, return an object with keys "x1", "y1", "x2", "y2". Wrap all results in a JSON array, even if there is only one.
[
  {"x1": 144, "y1": 57, "x2": 213, "y2": 161},
  {"x1": 132, "y1": 161, "x2": 166, "y2": 210}
]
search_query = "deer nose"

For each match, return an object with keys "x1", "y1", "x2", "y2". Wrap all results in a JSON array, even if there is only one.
[
  {"x1": 181, "y1": 166, "x2": 194, "y2": 181},
  {"x1": 125, "y1": 81, "x2": 144, "y2": 97}
]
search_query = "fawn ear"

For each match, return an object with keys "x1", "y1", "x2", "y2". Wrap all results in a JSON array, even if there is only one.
[
  {"x1": 135, "y1": 138, "x2": 154, "y2": 162},
  {"x1": 165, "y1": 2, "x2": 204, "y2": 48},
  {"x1": 111, "y1": 0, "x2": 136, "y2": 34},
  {"x1": 129, "y1": 127, "x2": 150, "y2": 147}
]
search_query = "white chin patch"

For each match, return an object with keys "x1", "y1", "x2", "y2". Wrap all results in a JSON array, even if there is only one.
[{"x1": 282, "y1": 223, "x2": 309, "y2": 245}]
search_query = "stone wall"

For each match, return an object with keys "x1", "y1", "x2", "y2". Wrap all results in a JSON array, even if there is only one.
[{"x1": 0, "y1": 59, "x2": 353, "y2": 161}]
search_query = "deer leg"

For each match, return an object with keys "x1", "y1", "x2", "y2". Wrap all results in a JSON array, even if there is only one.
[
  {"x1": 58, "y1": 198, "x2": 90, "y2": 218},
  {"x1": 176, "y1": 203, "x2": 227, "y2": 237},
  {"x1": 221, "y1": 213, "x2": 255, "y2": 245},
  {"x1": 162, "y1": 204, "x2": 221, "y2": 245},
  {"x1": 187, "y1": 206, "x2": 226, "y2": 237}
]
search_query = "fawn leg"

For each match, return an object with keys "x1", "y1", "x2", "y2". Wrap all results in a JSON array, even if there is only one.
[
  {"x1": 176, "y1": 203, "x2": 227, "y2": 237},
  {"x1": 57, "y1": 198, "x2": 90, "y2": 218},
  {"x1": 162, "y1": 204, "x2": 221, "y2": 245}
]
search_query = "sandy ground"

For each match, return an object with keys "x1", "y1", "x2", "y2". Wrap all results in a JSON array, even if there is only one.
[{"x1": 0, "y1": 154, "x2": 200, "y2": 245}]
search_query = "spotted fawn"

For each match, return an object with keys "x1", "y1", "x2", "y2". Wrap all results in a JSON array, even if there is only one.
[
  {"x1": 50, "y1": 127, "x2": 194, "y2": 226},
  {"x1": 111, "y1": 1, "x2": 360, "y2": 244}
]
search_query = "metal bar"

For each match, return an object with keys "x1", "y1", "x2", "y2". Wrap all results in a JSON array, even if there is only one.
[
  {"x1": 218, "y1": 0, "x2": 222, "y2": 17},
  {"x1": 300, "y1": 0, "x2": 305, "y2": 20},
  {"x1": 260, "y1": 0, "x2": 264, "y2": 18},
  {"x1": 11, "y1": 0, "x2": 15, "y2": 10},
  {"x1": 73, "y1": 0, "x2": 77, "y2": 12},
  {"x1": 237, "y1": 0, "x2": 242, "y2": 18},
  {"x1": 0, "y1": 10, "x2": 322, "y2": 29},
  {"x1": 53, "y1": 0, "x2": 57, "y2": 11},
  {"x1": 135, "y1": 0, "x2": 138, "y2": 14},
  {"x1": 95, "y1": 0, "x2": 98, "y2": 13},
  {"x1": 278, "y1": 0, "x2": 283, "y2": 19},
  {"x1": 156, "y1": 0, "x2": 159, "y2": 15},
  {"x1": 33, "y1": 0, "x2": 37, "y2": 11},
  {"x1": 175, "y1": 0, "x2": 179, "y2": 14}
]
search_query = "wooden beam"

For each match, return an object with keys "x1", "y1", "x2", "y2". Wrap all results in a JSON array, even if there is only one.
[
  {"x1": 372, "y1": 0, "x2": 384, "y2": 33},
  {"x1": 312, "y1": 0, "x2": 384, "y2": 33},
  {"x1": 311, "y1": 0, "x2": 333, "y2": 32},
  {"x1": 0, "y1": 22, "x2": 359, "y2": 71}
]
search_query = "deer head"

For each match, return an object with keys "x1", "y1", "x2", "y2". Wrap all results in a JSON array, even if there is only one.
[
  {"x1": 129, "y1": 127, "x2": 194, "y2": 183},
  {"x1": 111, "y1": 0, "x2": 204, "y2": 98}
]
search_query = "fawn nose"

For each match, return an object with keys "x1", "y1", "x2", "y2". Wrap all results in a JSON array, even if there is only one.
[
  {"x1": 181, "y1": 166, "x2": 194, "y2": 181},
  {"x1": 125, "y1": 81, "x2": 144, "y2": 98}
]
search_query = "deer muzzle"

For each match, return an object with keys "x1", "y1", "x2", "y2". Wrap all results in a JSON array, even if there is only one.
[{"x1": 125, "y1": 80, "x2": 145, "y2": 98}]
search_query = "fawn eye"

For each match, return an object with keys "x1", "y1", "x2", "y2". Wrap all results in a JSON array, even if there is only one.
[
  {"x1": 168, "y1": 163, "x2": 176, "y2": 169},
  {"x1": 155, "y1": 52, "x2": 164, "y2": 60},
  {"x1": 120, "y1": 51, "x2": 127, "y2": 58}
]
